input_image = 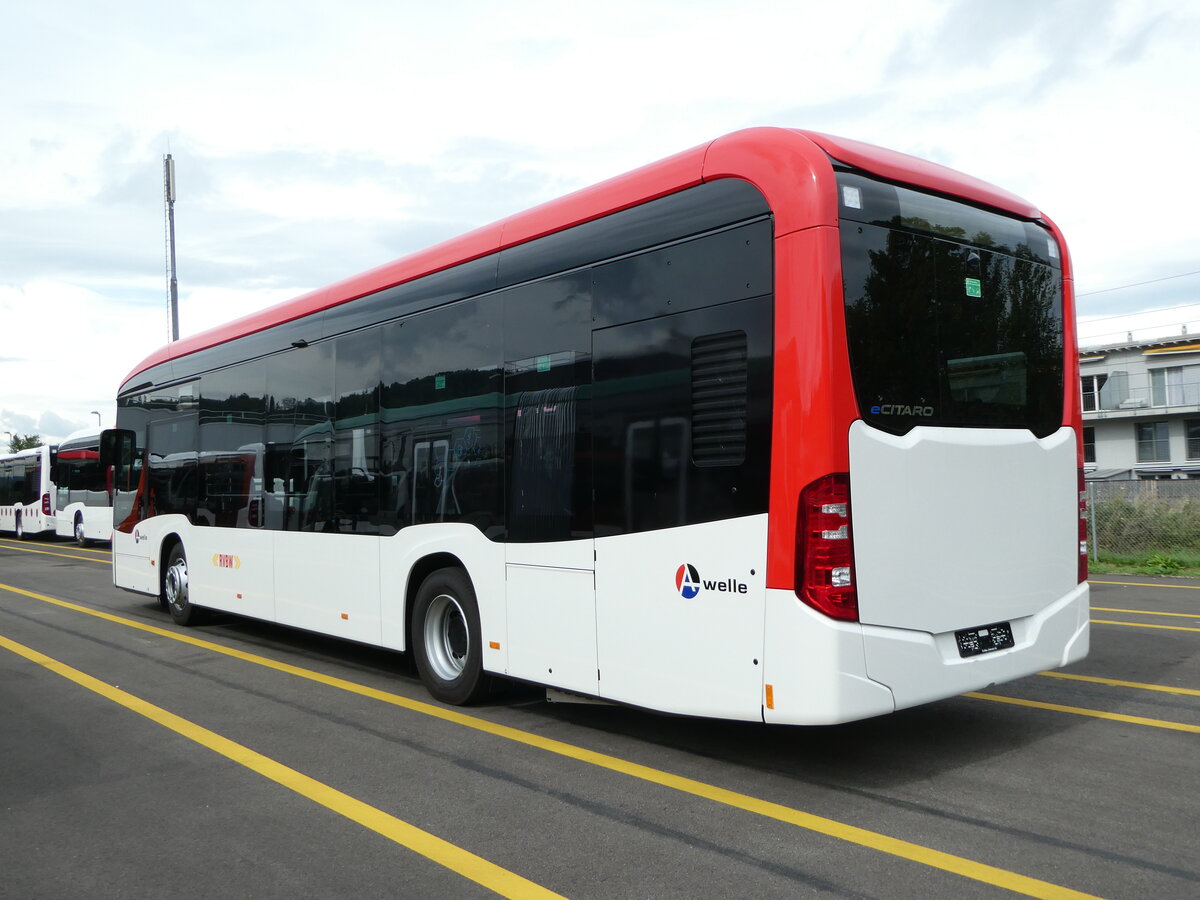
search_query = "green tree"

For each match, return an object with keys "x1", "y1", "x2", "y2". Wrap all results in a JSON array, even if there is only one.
[{"x1": 7, "y1": 433, "x2": 42, "y2": 452}]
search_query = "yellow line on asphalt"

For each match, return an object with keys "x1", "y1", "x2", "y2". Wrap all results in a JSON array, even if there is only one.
[
  {"x1": 0, "y1": 542, "x2": 110, "y2": 564},
  {"x1": 0, "y1": 583, "x2": 1100, "y2": 900},
  {"x1": 0, "y1": 631, "x2": 564, "y2": 900},
  {"x1": 1037, "y1": 671, "x2": 1200, "y2": 697},
  {"x1": 1091, "y1": 607, "x2": 1200, "y2": 619},
  {"x1": 1089, "y1": 580, "x2": 1200, "y2": 590},
  {"x1": 1092, "y1": 618, "x2": 1200, "y2": 634},
  {"x1": 0, "y1": 537, "x2": 111, "y2": 555},
  {"x1": 967, "y1": 692, "x2": 1200, "y2": 733},
  {"x1": 0, "y1": 538, "x2": 117, "y2": 557}
]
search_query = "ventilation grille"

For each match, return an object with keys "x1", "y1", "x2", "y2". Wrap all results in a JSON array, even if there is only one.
[{"x1": 692, "y1": 331, "x2": 748, "y2": 467}]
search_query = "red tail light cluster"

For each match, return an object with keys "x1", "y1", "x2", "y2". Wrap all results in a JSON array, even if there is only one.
[
  {"x1": 1079, "y1": 469, "x2": 1089, "y2": 583},
  {"x1": 41, "y1": 492, "x2": 51, "y2": 516},
  {"x1": 796, "y1": 473, "x2": 858, "y2": 621}
]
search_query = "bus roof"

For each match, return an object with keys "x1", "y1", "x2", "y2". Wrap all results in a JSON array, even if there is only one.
[{"x1": 121, "y1": 127, "x2": 1041, "y2": 390}]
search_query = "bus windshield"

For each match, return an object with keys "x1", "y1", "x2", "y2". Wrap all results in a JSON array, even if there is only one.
[{"x1": 837, "y1": 171, "x2": 1064, "y2": 437}]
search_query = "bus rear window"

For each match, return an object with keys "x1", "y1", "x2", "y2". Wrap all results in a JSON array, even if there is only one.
[{"x1": 838, "y1": 173, "x2": 1064, "y2": 437}]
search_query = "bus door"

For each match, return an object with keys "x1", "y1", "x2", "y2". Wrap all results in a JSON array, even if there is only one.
[
  {"x1": 503, "y1": 373, "x2": 597, "y2": 696},
  {"x1": 101, "y1": 428, "x2": 158, "y2": 594}
]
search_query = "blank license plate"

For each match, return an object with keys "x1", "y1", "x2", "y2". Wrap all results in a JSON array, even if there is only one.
[{"x1": 955, "y1": 622, "x2": 1014, "y2": 658}]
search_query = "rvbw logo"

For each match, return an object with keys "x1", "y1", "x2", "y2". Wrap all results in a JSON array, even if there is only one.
[{"x1": 675, "y1": 563, "x2": 749, "y2": 599}]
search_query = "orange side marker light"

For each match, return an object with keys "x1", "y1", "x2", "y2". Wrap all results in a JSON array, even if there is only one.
[{"x1": 765, "y1": 683, "x2": 775, "y2": 710}]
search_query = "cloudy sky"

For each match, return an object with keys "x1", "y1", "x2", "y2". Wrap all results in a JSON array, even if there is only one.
[{"x1": 3, "y1": 0, "x2": 1198, "y2": 445}]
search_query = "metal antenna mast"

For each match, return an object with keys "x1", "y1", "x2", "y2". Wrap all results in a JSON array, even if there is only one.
[{"x1": 163, "y1": 154, "x2": 179, "y2": 342}]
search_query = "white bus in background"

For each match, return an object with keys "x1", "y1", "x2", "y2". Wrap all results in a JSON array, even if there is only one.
[
  {"x1": 53, "y1": 429, "x2": 113, "y2": 544},
  {"x1": 0, "y1": 444, "x2": 57, "y2": 539}
]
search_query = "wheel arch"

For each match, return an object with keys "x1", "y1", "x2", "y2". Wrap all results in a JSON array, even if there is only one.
[
  {"x1": 158, "y1": 532, "x2": 185, "y2": 595},
  {"x1": 404, "y1": 551, "x2": 469, "y2": 654}
]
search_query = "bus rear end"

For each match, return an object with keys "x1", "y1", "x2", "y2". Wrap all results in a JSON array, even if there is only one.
[{"x1": 766, "y1": 151, "x2": 1087, "y2": 725}]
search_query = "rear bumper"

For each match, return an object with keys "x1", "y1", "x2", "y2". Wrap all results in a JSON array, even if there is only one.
[
  {"x1": 861, "y1": 581, "x2": 1089, "y2": 712},
  {"x1": 761, "y1": 582, "x2": 1088, "y2": 725}
]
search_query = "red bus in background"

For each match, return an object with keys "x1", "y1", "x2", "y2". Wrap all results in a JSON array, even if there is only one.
[{"x1": 54, "y1": 429, "x2": 113, "y2": 544}]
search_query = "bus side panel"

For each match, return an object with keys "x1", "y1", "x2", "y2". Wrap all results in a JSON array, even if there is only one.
[
  {"x1": 188, "y1": 526, "x2": 276, "y2": 621},
  {"x1": 55, "y1": 500, "x2": 110, "y2": 541},
  {"x1": 83, "y1": 505, "x2": 114, "y2": 542},
  {"x1": 112, "y1": 516, "x2": 176, "y2": 596},
  {"x1": 595, "y1": 515, "x2": 767, "y2": 721},
  {"x1": 54, "y1": 502, "x2": 80, "y2": 539},
  {"x1": 273, "y1": 531, "x2": 381, "y2": 645},
  {"x1": 761, "y1": 588, "x2": 894, "y2": 725},
  {"x1": 505, "y1": 539, "x2": 597, "y2": 696}
]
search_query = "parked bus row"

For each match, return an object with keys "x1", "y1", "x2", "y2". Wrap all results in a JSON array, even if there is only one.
[
  {"x1": 0, "y1": 430, "x2": 113, "y2": 543},
  {"x1": 97, "y1": 127, "x2": 1087, "y2": 724}
]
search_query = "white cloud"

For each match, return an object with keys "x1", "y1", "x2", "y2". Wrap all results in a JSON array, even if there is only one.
[{"x1": 1, "y1": 0, "x2": 1199, "y2": 438}]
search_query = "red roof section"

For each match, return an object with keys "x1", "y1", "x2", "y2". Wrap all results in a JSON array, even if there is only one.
[{"x1": 122, "y1": 127, "x2": 1044, "y2": 389}]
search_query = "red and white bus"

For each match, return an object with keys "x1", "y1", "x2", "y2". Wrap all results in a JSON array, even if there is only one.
[
  {"x1": 0, "y1": 443, "x2": 57, "y2": 539},
  {"x1": 53, "y1": 429, "x2": 113, "y2": 544},
  {"x1": 103, "y1": 128, "x2": 1088, "y2": 724}
]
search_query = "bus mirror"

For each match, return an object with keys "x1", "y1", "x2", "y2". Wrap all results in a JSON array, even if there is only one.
[
  {"x1": 99, "y1": 429, "x2": 136, "y2": 496},
  {"x1": 99, "y1": 429, "x2": 129, "y2": 467}
]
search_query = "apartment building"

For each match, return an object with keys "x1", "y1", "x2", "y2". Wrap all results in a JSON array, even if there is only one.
[{"x1": 1080, "y1": 332, "x2": 1200, "y2": 479}]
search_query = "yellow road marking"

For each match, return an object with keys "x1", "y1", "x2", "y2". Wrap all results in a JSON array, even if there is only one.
[
  {"x1": 0, "y1": 631, "x2": 564, "y2": 900},
  {"x1": 1037, "y1": 671, "x2": 1200, "y2": 697},
  {"x1": 1091, "y1": 607, "x2": 1200, "y2": 619},
  {"x1": 0, "y1": 542, "x2": 110, "y2": 564},
  {"x1": 0, "y1": 583, "x2": 1101, "y2": 900},
  {"x1": 1089, "y1": 580, "x2": 1200, "y2": 590},
  {"x1": 1092, "y1": 618, "x2": 1200, "y2": 634},
  {"x1": 0, "y1": 537, "x2": 111, "y2": 554},
  {"x1": 967, "y1": 692, "x2": 1200, "y2": 733}
]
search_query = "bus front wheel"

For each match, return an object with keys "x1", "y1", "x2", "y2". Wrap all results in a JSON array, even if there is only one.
[
  {"x1": 14, "y1": 514, "x2": 22, "y2": 540},
  {"x1": 74, "y1": 515, "x2": 88, "y2": 546},
  {"x1": 163, "y1": 543, "x2": 202, "y2": 626},
  {"x1": 412, "y1": 568, "x2": 490, "y2": 705}
]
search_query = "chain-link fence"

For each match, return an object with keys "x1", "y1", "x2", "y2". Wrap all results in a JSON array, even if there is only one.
[{"x1": 1087, "y1": 479, "x2": 1200, "y2": 563}]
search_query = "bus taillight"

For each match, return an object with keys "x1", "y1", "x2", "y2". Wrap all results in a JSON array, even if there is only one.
[
  {"x1": 41, "y1": 492, "x2": 51, "y2": 516},
  {"x1": 1079, "y1": 469, "x2": 1088, "y2": 583},
  {"x1": 796, "y1": 473, "x2": 858, "y2": 621}
]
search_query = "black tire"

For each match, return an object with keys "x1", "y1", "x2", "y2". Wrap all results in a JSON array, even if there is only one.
[
  {"x1": 162, "y1": 543, "x2": 203, "y2": 625},
  {"x1": 74, "y1": 514, "x2": 88, "y2": 546},
  {"x1": 412, "y1": 568, "x2": 490, "y2": 705},
  {"x1": 14, "y1": 513, "x2": 23, "y2": 540}
]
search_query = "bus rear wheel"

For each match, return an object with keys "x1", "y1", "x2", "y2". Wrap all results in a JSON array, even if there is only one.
[
  {"x1": 163, "y1": 543, "x2": 202, "y2": 626},
  {"x1": 14, "y1": 514, "x2": 23, "y2": 540},
  {"x1": 74, "y1": 515, "x2": 88, "y2": 546},
  {"x1": 412, "y1": 568, "x2": 490, "y2": 705}
]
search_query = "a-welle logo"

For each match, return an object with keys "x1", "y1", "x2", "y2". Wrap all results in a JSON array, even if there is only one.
[{"x1": 675, "y1": 563, "x2": 749, "y2": 598}]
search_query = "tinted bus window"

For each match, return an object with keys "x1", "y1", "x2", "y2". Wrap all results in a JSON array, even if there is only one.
[
  {"x1": 839, "y1": 173, "x2": 1063, "y2": 437},
  {"x1": 380, "y1": 299, "x2": 503, "y2": 537},
  {"x1": 200, "y1": 362, "x2": 266, "y2": 528},
  {"x1": 334, "y1": 328, "x2": 383, "y2": 534},
  {"x1": 266, "y1": 342, "x2": 334, "y2": 532}
]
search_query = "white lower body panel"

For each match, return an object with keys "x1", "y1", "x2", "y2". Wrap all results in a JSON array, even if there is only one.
[
  {"x1": 862, "y1": 581, "x2": 1089, "y2": 712},
  {"x1": 595, "y1": 516, "x2": 768, "y2": 721},
  {"x1": 761, "y1": 580, "x2": 1088, "y2": 725}
]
